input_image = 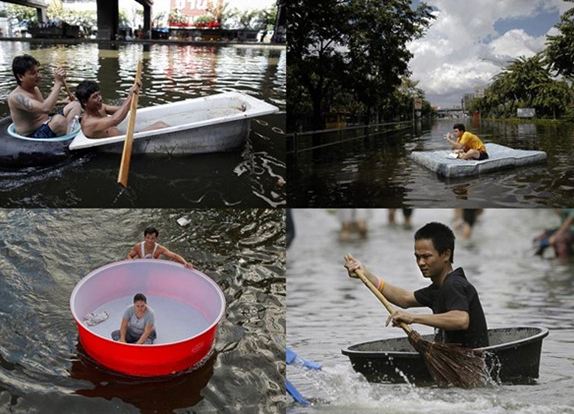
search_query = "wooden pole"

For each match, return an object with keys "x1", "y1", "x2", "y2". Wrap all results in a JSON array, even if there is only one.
[{"x1": 117, "y1": 60, "x2": 143, "y2": 188}]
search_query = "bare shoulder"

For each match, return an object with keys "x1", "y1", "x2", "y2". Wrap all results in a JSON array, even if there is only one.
[{"x1": 9, "y1": 90, "x2": 34, "y2": 110}]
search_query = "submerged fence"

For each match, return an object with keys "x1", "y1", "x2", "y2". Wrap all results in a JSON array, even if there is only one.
[{"x1": 287, "y1": 120, "x2": 414, "y2": 156}]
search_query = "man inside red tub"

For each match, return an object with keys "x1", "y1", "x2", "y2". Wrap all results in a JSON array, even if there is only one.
[
  {"x1": 127, "y1": 226, "x2": 194, "y2": 269},
  {"x1": 112, "y1": 293, "x2": 156, "y2": 344}
]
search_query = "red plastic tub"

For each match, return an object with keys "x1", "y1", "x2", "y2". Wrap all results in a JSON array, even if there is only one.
[{"x1": 70, "y1": 259, "x2": 226, "y2": 377}]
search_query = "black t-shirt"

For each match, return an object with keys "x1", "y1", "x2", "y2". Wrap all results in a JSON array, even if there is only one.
[{"x1": 414, "y1": 267, "x2": 489, "y2": 348}]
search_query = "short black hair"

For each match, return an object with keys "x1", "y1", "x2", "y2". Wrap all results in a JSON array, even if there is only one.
[
  {"x1": 144, "y1": 226, "x2": 159, "y2": 237},
  {"x1": 75, "y1": 80, "x2": 100, "y2": 108},
  {"x1": 133, "y1": 293, "x2": 147, "y2": 303},
  {"x1": 414, "y1": 222, "x2": 455, "y2": 263},
  {"x1": 12, "y1": 54, "x2": 39, "y2": 85},
  {"x1": 453, "y1": 123, "x2": 465, "y2": 132}
]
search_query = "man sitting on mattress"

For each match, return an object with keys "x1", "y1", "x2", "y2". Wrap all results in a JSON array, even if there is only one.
[
  {"x1": 75, "y1": 80, "x2": 168, "y2": 138},
  {"x1": 445, "y1": 123, "x2": 489, "y2": 160}
]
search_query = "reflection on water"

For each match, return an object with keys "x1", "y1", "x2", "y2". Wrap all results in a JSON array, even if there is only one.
[
  {"x1": 287, "y1": 209, "x2": 574, "y2": 413},
  {"x1": 288, "y1": 119, "x2": 574, "y2": 207},
  {"x1": 0, "y1": 209, "x2": 285, "y2": 413},
  {"x1": 0, "y1": 42, "x2": 286, "y2": 207}
]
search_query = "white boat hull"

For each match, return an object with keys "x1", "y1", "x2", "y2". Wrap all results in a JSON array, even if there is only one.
[{"x1": 69, "y1": 92, "x2": 279, "y2": 154}]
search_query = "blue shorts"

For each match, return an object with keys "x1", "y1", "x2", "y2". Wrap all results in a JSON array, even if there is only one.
[{"x1": 27, "y1": 122, "x2": 57, "y2": 139}]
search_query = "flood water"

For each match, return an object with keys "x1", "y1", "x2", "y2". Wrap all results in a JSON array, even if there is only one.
[
  {"x1": 287, "y1": 209, "x2": 574, "y2": 413},
  {"x1": 0, "y1": 41, "x2": 286, "y2": 207},
  {"x1": 0, "y1": 209, "x2": 285, "y2": 413},
  {"x1": 288, "y1": 119, "x2": 574, "y2": 207}
]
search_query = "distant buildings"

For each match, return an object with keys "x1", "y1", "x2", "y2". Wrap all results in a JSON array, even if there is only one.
[{"x1": 169, "y1": 0, "x2": 223, "y2": 26}]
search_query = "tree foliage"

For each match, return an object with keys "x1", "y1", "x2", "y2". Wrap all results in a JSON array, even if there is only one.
[
  {"x1": 288, "y1": 0, "x2": 434, "y2": 130},
  {"x1": 6, "y1": 4, "x2": 37, "y2": 23},
  {"x1": 545, "y1": 0, "x2": 574, "y2": 79},
  {"x1": 470, "y1": 54, "x2": 572, "y2": 119}
]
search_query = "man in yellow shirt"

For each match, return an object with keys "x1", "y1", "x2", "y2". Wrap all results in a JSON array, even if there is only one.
[{"x1": 445, "y1": 123, "x2": 488, "y2": 160}]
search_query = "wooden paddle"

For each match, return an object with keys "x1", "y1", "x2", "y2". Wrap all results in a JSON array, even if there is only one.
[
  {"x1": 63, "y1": 79, "x2": 74, "y2": 101},
  {"x1": 117, "y1": 60, "x2": 143, "y2": 188},
  {"x1": 352, "y1": 267, "x2": 487, "y2": 388}
]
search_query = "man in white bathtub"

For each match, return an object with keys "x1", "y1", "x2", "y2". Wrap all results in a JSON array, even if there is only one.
[
  {"x1": 74, "y1": 80, "x2": 168, "y2": 138},
  {"x1": 112, "y1": 293, "x2": 157, "y2": 344},
  {"x1": 127, "y1": 226, "x2": 194, "y2": 269}
]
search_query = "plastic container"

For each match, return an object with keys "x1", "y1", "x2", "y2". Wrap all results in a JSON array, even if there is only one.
[{"x1": 70, "y1": 259, "x2": 225, "y2": 377}]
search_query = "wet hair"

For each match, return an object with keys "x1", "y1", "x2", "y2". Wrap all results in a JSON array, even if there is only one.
[
  {"x1": 144, "y1": 226, "x2": 159, "y2": 237},
  {"x1": 75, "y1": 80, "x2": 100, "y2": 108},
  {"x1": 453, "y1": 123, "x2": 465, "y2": 132},
  {"x1": 12, "y1": 54, "x2": 39, "y2": 85},
  {"x1": 133, "y1": 293, "x2": 147, "y2": 303},
  {"x1": 414, "y1": 222, "x2": 455, "y2": 263}
]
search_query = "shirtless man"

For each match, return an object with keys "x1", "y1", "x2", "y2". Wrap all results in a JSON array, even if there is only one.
[
  {"x1": 75, "y1": 80, "x2": 168, "y2": 138},
  {"x1": 7, "y1": 54, "x2": 81, "y2": 137},
  {"x1": 127, "y1": 226, "x2": 194, "y2": 269}
]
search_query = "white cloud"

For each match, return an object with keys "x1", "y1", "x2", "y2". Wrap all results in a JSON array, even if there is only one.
[
  {"x1": 489, "y1": 29, "x2": 545, "y2": 59},
  {"x1": 408, "y1": 0, "x2": 568, "y2": 106}
]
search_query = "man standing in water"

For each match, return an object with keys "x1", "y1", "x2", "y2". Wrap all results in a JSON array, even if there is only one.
[
  {"x1": 445, "y1": 123, "x2": 489, "y2": 160},
  {"x1": 127, "y1": 226, "x2": 194, "y2": 269},
  {"x1": 74, "y1": 80, "x2": 167, "y2": 138},
  {"x1": 344, "y1": 222, "x2": 489, "y2": 348},
  {"x1": 8, "y1": 55, "x2": 81, "y2": 137}
]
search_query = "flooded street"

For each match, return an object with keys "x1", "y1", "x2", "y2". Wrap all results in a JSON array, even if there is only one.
[
  {"x1": 287, "y1": 209, "x2": 574, "y2": 413},
  {"x1": 288, "y1": 119, "x2": 574, "y2": 208},
  {"x1": 0, "y1": 42, "x2": 286, "y2": 207},
  {"x1": 0, "y1": 209, "x2": 285, "y2": 413}
]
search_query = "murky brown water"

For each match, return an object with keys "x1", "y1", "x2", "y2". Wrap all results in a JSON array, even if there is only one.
[{"x1": 0, "y1": 42, "x2": 286, "y2": 207}]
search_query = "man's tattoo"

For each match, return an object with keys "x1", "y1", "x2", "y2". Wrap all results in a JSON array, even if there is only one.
[{"x1": 14, "y1": 94, "x2": 33, "y2": 111}]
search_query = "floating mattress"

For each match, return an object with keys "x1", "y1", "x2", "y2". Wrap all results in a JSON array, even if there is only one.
[{"x1": 410, "y1": 143, "x2": 547, "y2": 177}]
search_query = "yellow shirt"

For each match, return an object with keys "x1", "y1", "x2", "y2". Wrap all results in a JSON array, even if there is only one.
[{"x1": 458, "y1": 131, "x2": 486, "y2": 153}]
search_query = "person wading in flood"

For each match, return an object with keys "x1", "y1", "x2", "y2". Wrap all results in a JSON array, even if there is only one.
[
  {"x1": 8, "y1": 54, "x2": 81, "y2": 137},
  {"x1": 127, "y1": 226, "x2": 194, "y2": 269},
  {"x1": 344, "y1": 222, "x2": 489, "y2": 348}
]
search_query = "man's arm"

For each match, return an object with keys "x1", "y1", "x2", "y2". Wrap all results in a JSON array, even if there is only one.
[
  {"x1": 137, "y1": 323, "x2": 154, "y2": 344},
  {"x1": 344, "y1": 254, "x2": 421, "y2": 308},
  {"x1": 159, "y1": 245, "x2": 193, "y2": 269},
  {"x1": 9, "y1": 83, "x2": 63, "y2": 114},
  {"x1": 119, "y1": 318, "x2": 128, "y2": 343},
  {"x1": 387, "y1": 309, "x2": 470, "y2": 331},
  {"x1": 445, "y1": 135, "x2": 464, "y2": 150},
  {"x1": 127, "y1": 243, "x2": 140, "y2": 259},
  {"x1": 549, "y1": 213, "x2": 574, "y2": 245},
  {"x1": 103, "y1": 104, "x2": 121, "y2": 114},
  {"x1": 84, "y1": 94, "x2": 133, "y2": 135}
]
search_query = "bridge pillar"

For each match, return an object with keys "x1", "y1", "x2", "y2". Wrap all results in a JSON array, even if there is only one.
[
  {"x1": 143, "y1": 4, "x2": 151, "y2": 39},
  {"x1": 96, "y1": 0, "x2": 119, "y2": 40},
  {"x1": 36, "y1": 7, "x2": 46, "y2": 23}
]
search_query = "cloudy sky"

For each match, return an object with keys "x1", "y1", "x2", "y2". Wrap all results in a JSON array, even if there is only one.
[{"x1": 408, "y1": 0, "x2": 571, "y2": 107}]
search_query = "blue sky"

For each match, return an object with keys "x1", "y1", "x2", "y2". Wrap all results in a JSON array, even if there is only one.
[{"x1": 407, "y1": 0, "x2": 570, "y2": 107}]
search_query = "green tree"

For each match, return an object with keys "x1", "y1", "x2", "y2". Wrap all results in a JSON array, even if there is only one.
[
  {"x1": 476, "y1": 54, "x2": 572, "y2": 118},
  {"x1": 6, "y1": 4, "x2": 36, "y2": 22},
  {"x1": 288, "y1": 0, "x2": 434, "y2": 130},
  {"x1": 346, "y1": 0, "x2": 434, "y2": 124},
  {"x1": 288, "y1": 0, "x2": 350, "y2": 130},
  {"x1": 545, "y1": 0, "x2": 574, "y2": 79}
]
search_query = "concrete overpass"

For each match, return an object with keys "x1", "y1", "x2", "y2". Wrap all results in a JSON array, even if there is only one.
[
  {"x1": 436, "y1": 108, "x2": 467, "y2": 119},
  {"x1": 97, "y1": 0, "x2": 153, "y2": 40},
  {"x1": 2, "y1": 0, "x2": 153, "y2": 40}
]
